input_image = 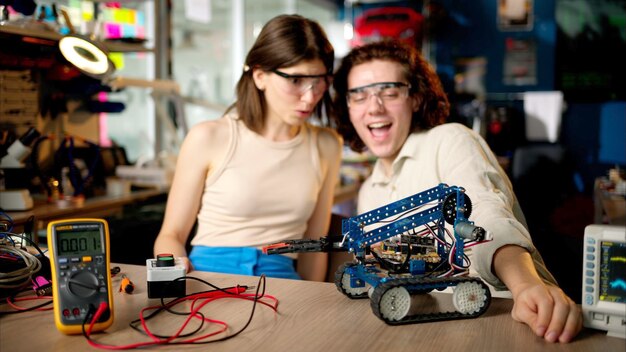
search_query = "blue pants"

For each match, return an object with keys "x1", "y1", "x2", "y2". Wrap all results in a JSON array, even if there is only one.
[{"x1": 188, "y1": 246, "x2": 301, "y2": 280}]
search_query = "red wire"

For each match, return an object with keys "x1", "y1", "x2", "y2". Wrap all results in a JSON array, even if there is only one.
[
  {"x1": 6, "y1": 295, "x2": 53, "y2": 311},
  {"x1": 138, "y1": 297, "x2": 227, "y2": 343},
  {"x1": 464, "y1": 238, "x2": 493, "y2": 248},
  {"x1": 177, "y1": 293, "x2": 278, "y2": 344},
  {"x1": 136, "y1": 287, "x2": 245, "y2": 342},
  {"x1": 85, "y1": 286, "x2": 278, "y2": 349}
]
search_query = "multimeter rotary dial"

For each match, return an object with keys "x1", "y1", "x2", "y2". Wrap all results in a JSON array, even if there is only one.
[{"x1": 68, "y1": 271, "x2": 100, "y2": 297}]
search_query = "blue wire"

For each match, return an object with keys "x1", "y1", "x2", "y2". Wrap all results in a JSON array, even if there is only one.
[{"x1": 0, "y1": 232, "x2": 16, "y2": 246}]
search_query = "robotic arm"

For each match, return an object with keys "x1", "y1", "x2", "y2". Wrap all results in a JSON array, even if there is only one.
[
  {"x1": 265, "y1": 183, "x2": 488, "y2": 269},
  {"x1": 263, "y1": 184, "x2": 494, "y2": 325}
]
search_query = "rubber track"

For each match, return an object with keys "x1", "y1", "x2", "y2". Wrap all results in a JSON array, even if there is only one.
[
  {"x1": 334, "y1": 262, "x2": 369, "y2": 299},
  {"x1": 370, "y1": 276, "x2": 491, "y2": 325}
]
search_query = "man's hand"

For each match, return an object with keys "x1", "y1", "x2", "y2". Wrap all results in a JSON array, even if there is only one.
[
  {"x1": 510, "y1": 283, "x2": 583, "y2": 343},
  {"x1": 493, "y1": 245, "x2": 583, "y2": 343}
]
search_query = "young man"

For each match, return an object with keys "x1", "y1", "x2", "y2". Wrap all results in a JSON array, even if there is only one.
[{"x1": 331, "y1": 41, "x2": 582, "y2": 343}]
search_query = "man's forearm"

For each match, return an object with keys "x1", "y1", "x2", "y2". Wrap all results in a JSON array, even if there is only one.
[{"x1": 492, "y1": 245, "x2": 545, "y2": 296}]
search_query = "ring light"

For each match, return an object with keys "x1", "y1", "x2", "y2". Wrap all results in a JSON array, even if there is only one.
[{"x1": 58, "y1": 35, "x2": 114, "y2": 79}]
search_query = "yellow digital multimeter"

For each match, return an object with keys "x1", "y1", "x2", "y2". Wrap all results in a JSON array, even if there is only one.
[{"x1": 47, "y1": 218, "x2": 114, "y2": 334}]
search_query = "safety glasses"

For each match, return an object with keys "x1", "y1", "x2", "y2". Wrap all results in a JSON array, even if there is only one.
[
  {"x1": 347, "y1": 82, "x2": 411, "y2": 109},
  {"x1": 272, "y1": 69, "x2": 332, "y2": 96}
]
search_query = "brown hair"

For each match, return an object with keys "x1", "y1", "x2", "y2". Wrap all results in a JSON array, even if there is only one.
[
  {"x1": 331, "y1": 40, "x2": 449, "y2": 152},
  {"x1": 226, "y1": 14, "x2": 335, "y2": 133}
]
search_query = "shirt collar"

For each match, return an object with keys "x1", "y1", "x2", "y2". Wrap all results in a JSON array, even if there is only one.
[{"x1": 369, "y1": 133, "x2": 421, "y2": 185}]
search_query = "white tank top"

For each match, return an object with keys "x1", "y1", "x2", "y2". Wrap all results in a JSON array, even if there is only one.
[{"x1": 192, "y1": 113, "x2": 323, "y2": 249}]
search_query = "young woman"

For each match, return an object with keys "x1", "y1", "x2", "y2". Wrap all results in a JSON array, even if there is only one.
[
  {"x1": 331, "y1": 40, "x2": 582, "y2": 343},
  {"x1": 154, "y1": 15, "x2": 342, "y2": 281}
]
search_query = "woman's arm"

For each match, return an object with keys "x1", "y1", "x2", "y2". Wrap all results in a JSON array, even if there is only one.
[
  {"x1": 297, "y1": 129, "x2": 343, "y2": 281},
  {"x1": 153, "y1": 119, "x2": 228, "y2": 272}
]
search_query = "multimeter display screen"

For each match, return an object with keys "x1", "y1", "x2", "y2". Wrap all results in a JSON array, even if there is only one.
[
  {"x1": 599, "y1": 240, "x2": 626, "y2": 303},
  {"x1": 56, "y1": 228, "x2": 103, "y2": 256}
]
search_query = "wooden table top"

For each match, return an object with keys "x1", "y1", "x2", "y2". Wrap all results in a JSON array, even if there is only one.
[{"x1": 1, "y1": 263, "x2": 623, "y2": 352}]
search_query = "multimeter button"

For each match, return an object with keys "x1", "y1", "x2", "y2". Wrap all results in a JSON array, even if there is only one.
[
  {"x1": 82, "y1": 256, "x2": 92, "y2": 262},
  {"x1": 63, "y1": 309, "x2": 71, "y2": 317},
  {"x1": 60, "y1": 265, "x2": 69, "y2": 270},
  {"x1": 59, "y1": 258, "x2": 68, "y2": 264},
  {"x1": 71, "y1": 257, "x2": 80, "y2": 263}
]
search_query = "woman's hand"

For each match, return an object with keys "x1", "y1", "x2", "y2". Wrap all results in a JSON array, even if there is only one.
[{"x1": 180, "y1": 256, "x2": 194, "y2": 273}]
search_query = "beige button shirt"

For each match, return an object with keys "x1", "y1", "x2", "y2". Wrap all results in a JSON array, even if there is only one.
[{"x1": 358, "y1": 123, "x2": 557, "y2": 290}]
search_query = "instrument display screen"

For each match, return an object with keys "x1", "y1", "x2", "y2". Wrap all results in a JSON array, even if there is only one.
[
  {"x1": 56, "y1": 227, "x2": 103, "y2": 256},
  {"x1": 599, "y1": 240, "x2": 626, "y2": 303}
]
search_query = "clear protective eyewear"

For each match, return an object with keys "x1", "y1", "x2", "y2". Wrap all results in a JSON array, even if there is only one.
[
  {"x1": 272, "y1": 69, "x2": 331, "y2": 96},
  {"x1": 347, "y1": 82, "x2": 411, "y2": 108}
]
